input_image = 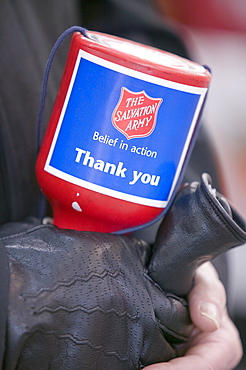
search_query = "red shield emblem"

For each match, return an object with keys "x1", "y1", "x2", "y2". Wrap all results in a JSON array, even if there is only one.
[{"x1": 112, "y1": 87, "x2": 162, "y2": 139}]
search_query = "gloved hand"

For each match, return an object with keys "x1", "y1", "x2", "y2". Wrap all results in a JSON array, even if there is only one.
[
  {"x1": 2, "y1": 173, "x2": 246, "y2": 370},
  {"x1": 0, "y1": 218, "x2": 191, "y2": 370}
]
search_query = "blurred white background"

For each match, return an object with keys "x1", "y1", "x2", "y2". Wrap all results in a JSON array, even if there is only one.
[{"x1": 188, "y1": 30, "x2": 246, "y2": 315}]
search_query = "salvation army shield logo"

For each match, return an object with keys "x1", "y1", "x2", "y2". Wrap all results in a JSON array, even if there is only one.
[{"x1": 112, "y1": 87, "x2": 163, "y2": 139}]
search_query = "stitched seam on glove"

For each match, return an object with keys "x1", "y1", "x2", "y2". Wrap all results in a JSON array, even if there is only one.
[
  {"x1": 157, "y1": 320, "x2": 189, "y2": 342},
  {"x1": 21, "y1": 270, "x2": 123, "y2": 298},
  {"x1": 0, "y1": 224, "x2": 47, "y2": 240},
  {"x1": 21, "y1": 328, "x2": 131, "y2": 362},
  {"x1": 202, "y1": 186, "x2": 246, "y2": 243},
  {"x1": 33, "y1": 304, "x2": 140, "y2": 320},
  {"x1": 143, "y1": 272, "x2": 190, "y2": 342}
]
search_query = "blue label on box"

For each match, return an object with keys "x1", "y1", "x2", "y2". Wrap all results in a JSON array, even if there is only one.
[{"x1": 45, "y1": 50, "x2": 207, "y2": 207}]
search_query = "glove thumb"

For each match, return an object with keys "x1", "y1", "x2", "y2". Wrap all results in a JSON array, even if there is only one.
[{"x1": 148, "y1": 173, "x2": 246, "y2": 296}]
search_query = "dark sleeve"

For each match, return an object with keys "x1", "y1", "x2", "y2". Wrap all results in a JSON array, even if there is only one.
[
  {"x1": 81, "y1": 0, "x2": 189, "y2": 58},
  {"x1": 0, "y1": 241, "x2": 9, "y2": 368},
  {"x1": 0, "y1": 0, "x2": 81, "y2": 225}
]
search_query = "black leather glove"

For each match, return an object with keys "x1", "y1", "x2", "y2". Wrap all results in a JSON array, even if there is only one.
[
  {"x1": 149, "y1": 173, "x2": 246, "y2": 296},
  {"x1": 0, "y1": 218, "x2": 191, "y2": 370},
  {"x1": 2, "y1": 173, "x2": 246, "y2": 369}
]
